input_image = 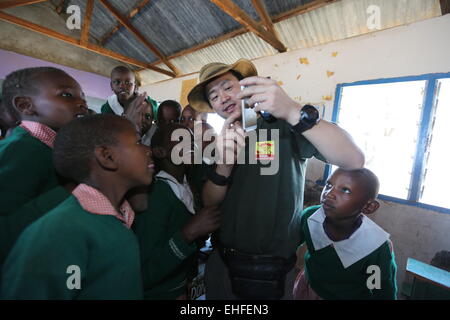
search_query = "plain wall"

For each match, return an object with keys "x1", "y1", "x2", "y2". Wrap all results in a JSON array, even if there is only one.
[
  {"x1": 0, "y1": 49, "x2": 111, "y2": 112},
  {"x1": 141, "y1": 14, "x2": 450, "y2": 296}
]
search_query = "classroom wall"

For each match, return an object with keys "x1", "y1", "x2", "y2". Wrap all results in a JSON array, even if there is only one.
[
  {"x1": 0, "y1": 49, "x2": 111, "y2": 112},
  {"x1": 141, "y1": 14, "x2": 450, "y2": 295}
]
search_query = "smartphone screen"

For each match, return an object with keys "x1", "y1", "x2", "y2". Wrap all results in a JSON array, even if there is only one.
[{"x1": 241, "y1": 85, "x2": 257, "y2": 132}]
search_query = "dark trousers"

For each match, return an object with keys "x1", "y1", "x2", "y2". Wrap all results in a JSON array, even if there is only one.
[{"x1": 204, "y1": 249, "x2": 298, "y2": 300}]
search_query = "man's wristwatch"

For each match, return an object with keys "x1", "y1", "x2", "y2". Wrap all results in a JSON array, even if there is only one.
[
  {"x1": 291, "y1": 104, "x2": 320, "y2": 134},
  {"x1": 206, "y1": 165, "x2": 232, "y2": 186}
]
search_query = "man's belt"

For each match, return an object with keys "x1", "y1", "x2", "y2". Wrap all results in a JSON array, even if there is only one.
[{"x1": 218, "y1": 246, "x2": 296, "y2": 278}]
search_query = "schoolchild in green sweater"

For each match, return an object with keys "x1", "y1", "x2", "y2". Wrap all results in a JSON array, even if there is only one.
[
  {"x1": 133, "y1": 123, "x2": 220, "y2": 300},
  {"x1": 1, "y1": 114, "x2": 154, "y2": 299},
  {"x1": 101, "y1": 65, "x2": 158, "y2": 142},
  {"x1": 293, "y1": 168, "x2": 397, "y2": 300},
  {"x1": 0, "y1": 67, "x2": 89, "y2": 268}
]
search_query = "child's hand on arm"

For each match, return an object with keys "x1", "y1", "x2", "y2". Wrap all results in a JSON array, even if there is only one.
[{"x1": 181, "y1": 206, "x2": 220, "y2": 244}]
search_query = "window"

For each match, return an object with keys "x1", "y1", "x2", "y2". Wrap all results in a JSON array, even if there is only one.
[
  {"x1": 420, "y1": 78, "x2": 450, "y2": 209},
  {"x1": 328, "y1": 73, "x2": 450, "y2": 212}
]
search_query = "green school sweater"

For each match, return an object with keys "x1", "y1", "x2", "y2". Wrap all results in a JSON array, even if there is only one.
[
  {"x1": 0, "y1": 127, "x2": 70, "y2": 268},
  {"x1": 1, "y1": 195, "x2": 143, "y2": 300},
  {"x1": 299, "y1": 205, "x2": 398, "y2": 300},
  {"x1": 133, "y1": 179, "x2": 197, "y2": 300},
  {"x1": 0, "y1": 126, "x2": 66, "y2": 215}
]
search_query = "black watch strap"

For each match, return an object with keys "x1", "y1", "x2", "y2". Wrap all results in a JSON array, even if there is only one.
[
  {"x1": 291, "y1": 104, "x2": 320, "y2": 134},
  {"x1": 206, "y1": 165, "x2": 232, "y2": 186}
]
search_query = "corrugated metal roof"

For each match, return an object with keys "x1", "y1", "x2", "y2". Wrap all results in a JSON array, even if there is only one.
[
  {"x1": 52, "y1": 0, "x2": 442, "y2": 83},
  {"x1": 139, "y1": 0, "x2": 441, "y2": 84},
  {"x1": 66, "y1": 0, "x2": 140, "y2": 40},
  {"x1": 276, "y1": 0, "x2": 441, "y2": 50}
]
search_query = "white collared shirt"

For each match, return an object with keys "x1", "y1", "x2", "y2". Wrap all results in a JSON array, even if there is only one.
[
  {"x1": 307, "y1": 207, "x2": 390, "y2": 269},
  {"x1": 106, "y1": 94, "x2": 124, "y2": 115},
  {"x1": 156, "y1": 170, "x2": 195, "y2": 214}
]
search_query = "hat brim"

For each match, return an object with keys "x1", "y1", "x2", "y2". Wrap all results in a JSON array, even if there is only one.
[{"x1": 188, "y1": 59, "x2": 258, "y2": 113}]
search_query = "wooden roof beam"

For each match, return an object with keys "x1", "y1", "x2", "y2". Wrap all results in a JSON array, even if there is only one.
[
  {"x1": 0, "y1": 0, "x2": 47, "y2": 10},
  {"x1": 143, "y1": 0, "x2": 340, "y2": 73},
  {"x1": 441, "y1": 0, "x2": 450, "y2": 15},
  {"x1": 54, "y1": 0, "x2": 67, "y2": 14},
  {"x1": 251, "y1": 0, "x2": 276, "y2": 35},
  {"x1": 80, "y1": 0, "x2": 94, "y2": 47},
  {"x1": 210, "y1": 0, "x2": 286, "y2": 53},
  {"x1": 99, "y1": 0, "x2": 150, "y2": 45},
  {"x1": 0, "y1": 10, "x2": 176, "y2": 78},
  {"x1": 98, "y1": 0, "x2": 179, "y2": 76}
]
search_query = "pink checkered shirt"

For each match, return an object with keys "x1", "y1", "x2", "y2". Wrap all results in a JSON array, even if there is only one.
[
  {"x1": 19, "y1": 121, "x2": 56, "y2": 149},
  {"x1": 72, "y1": 184, "x2": 135, "y2": 229}
]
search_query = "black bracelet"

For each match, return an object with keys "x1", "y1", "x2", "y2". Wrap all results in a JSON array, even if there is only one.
[{"x1": 206, "y1": 165, "x2": 232, "y2": 186}]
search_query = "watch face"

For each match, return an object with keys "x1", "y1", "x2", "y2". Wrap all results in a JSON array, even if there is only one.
[{"x1": 302, "y1": 105, "x2": 319, "y2": 123}]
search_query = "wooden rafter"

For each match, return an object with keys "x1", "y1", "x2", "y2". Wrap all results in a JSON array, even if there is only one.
[
  {"x1": 141, "y1": 0, "x2": 341, "y2": 72},
  {"x1": 210, "y1": 0, "x2": 286, "y2": 52},
  {"x1": 0, "y1": 0, "x2": 47, "y2": 10},
  {"x1": 98, "y1": 0, "x2": 179, "y2": 75},
  {"x1": 440, "y1": 0, "x2": 450, "y2": 15},
  {"x1": 99, "y1": 0, "x2": 150, "y2": 46},
  {"x1": 55, "y1": 0, "x2": 67, "y2": 14},
  {"x1": 80, "y1": 0, "x2": 94, "y2": 47},
  {"x1": 0, "y1": 10, "x2": 176, "y2": 78},
  {"x1": 251, "y1": 0, "x2": 275, "y2": 34}
]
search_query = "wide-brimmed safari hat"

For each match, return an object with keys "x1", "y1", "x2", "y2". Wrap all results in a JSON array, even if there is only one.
[{"x1": 187, "y1": 59, "x2": 258, "y2": 113}]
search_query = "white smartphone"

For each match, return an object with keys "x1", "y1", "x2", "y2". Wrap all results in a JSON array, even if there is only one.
[{"x1": 241, "y1": 85, "x2": 257, "y2": 132}]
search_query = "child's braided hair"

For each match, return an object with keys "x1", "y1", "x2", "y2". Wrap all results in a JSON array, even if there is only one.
[{"x1": 2, "y1": 67, "x2": 69, "y2": 119}]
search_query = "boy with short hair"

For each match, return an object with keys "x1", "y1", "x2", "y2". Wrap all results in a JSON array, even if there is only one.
[
  {"x1": 1, "y1": 114, "x2": 154, "y2": 299},
  {"x1": 101, "y1": 65, "x2": 158, "y2": 139},
  {"x1": 133, "y1": 123, "x2": 220, "y2": 299},
  {"x1": 157, "y1": 100, "x2": 182, "y2": 127},
  {"x1": 293, "y1": 168, "x2": 397, "y2": 300}
]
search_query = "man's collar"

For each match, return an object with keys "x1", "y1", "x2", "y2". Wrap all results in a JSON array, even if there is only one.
[{"x1": 307, "y1": 207, "x2": 390, "y2": 268}]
